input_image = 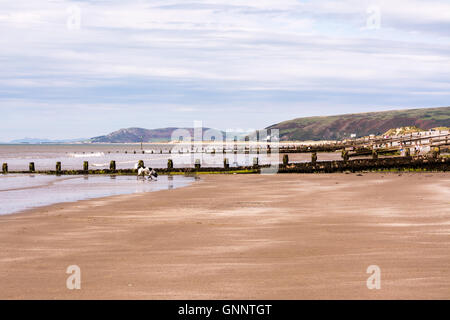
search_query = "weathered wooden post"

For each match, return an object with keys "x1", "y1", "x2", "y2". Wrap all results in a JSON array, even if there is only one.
[
  {"x1": 56, "y1": 162, "x2": 62, "y2": 173},
  {"x1": 195, "y1": 159, "x2": 201, "y2": 170},
  {"x1": 224, "y1": 158, "x2": 229, "y2": 169},
  {"x1": 311, "y1": 152, "x2": 317, "y2": 165},
  {"x1": 283, "y1": 154, "x2": 289, "y2": 166},
  {"x1": 2, "y1": 163, "x2": 8, "y2": 174},
  {"x1": 253, "y1": 157, "x2": 259, "y2": 168},
  {"x1": 405, "y1": 148, "x2": 411, "y2": 157},
  {"x1": 372, "y1": 150, "x2": 378, "y2": 160},
  {"x1": 341, "y1": 150, "x2": 349, "y2": 162},
  {"x1": 138, "y1": 160, "x2": 145, "y2": 169},
  {"x1": 110, "y1": 160, "x2": 116, "y2": 171},
  {"x1": 167, "y1": 159, "x2": 173, "y2": 169},
  {"x1": 29, "y1": 162, "x2": 35, "y2": 172},
  {"x1": 83, "y1": 161, "x2": 89, "y2": 171},
  {"x1": 432, "y1": 147, "x2": 440, "y2": 159}
]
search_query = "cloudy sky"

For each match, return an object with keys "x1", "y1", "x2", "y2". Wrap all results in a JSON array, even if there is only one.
[{"x1": 1, "y1": 0, "x2": 450, "y2": 140}]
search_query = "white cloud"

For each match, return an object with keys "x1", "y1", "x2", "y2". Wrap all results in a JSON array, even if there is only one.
[{"x1": 0, "y1": 0, "x2": 449, "y2": 139}]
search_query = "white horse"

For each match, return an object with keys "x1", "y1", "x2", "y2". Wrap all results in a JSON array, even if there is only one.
[{"x1": 137, "y1": 167, "x2": 158, "y2": 180}]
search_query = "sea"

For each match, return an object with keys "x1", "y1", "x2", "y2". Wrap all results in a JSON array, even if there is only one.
[
  {"x1": 0, "y1": 143, "x2": 341, "y2": 171},
  {"x1": 0, "y1": 143, "x2": 342, "y2": 215}
]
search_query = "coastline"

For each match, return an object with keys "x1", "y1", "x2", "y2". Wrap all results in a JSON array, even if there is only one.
[{"x1": 0, "y1": 172, "x2": 449, "y2": 299}]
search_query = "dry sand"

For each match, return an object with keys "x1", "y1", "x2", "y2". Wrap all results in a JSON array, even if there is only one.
[{"x1": 0, "y1": 173, "x2": 449, "y2": 300}]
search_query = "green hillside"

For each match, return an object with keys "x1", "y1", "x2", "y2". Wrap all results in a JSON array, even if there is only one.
[{"x1": 266, "y1": 107, "x2": 450, "y2": 141}]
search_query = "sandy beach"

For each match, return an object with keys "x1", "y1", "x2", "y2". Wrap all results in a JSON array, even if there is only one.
[{"x1": 0, "y1": 172, "x2": 449, "y2": 300}]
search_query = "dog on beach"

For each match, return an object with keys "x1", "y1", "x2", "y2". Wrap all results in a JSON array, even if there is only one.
[{"x1": 137, "y1": 167, "x2": 158, "y2": 180}]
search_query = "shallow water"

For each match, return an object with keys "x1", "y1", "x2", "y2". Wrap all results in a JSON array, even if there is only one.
[{"x1": 0, "y1": 174, "x2": 195, "y2": 215}]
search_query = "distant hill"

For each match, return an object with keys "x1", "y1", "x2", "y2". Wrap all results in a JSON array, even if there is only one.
[
  {"x1": 266, "y1": 107, "x2": 450, "y2": 141},
  {"x1": 90, "y1": 127, "x2": 224, "y2": 143}
]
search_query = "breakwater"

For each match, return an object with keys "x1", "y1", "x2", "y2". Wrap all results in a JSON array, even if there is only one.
[
  {"x1": 2, "y1": 156, "x2": 449, "y2": 175},
  {"x1": 277, "y1": 156, "x2": 450, "y2": 173}
]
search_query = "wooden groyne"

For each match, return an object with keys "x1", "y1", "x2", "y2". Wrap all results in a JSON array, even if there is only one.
[
  {"x1": 278, "y1": 131, "x2": 450, "y2": 154},
  {"x1": 60, "y1": 131, "x2": 449, "y2": 156},
  {"x1": 3, "y1": 156, "x2": 449, "y2": 175},
  {"x1": 277, "y1": 156, "x2": 450, "y2": 173}
]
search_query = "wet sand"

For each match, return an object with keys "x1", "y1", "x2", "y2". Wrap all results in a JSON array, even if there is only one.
[{"x1": 0, "y1": 173, "x2": 449, "y2": 299}]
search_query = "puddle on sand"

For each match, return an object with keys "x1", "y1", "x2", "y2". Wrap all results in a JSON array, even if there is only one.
[{"x1": 0, "y1": 174, "x2": 195, "y2": 215}]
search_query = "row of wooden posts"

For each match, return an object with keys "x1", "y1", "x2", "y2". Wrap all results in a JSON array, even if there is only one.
[
  {"x1": 1, "y1": 153, "x2": 323, "y2": 173},
  {"x1": 10, "y1": 148, "x2": 442, "y2": 174},
  {"x1": 1, "y1": 161, "x2": 110, "y2": 174},
  {"x1": 114, "y1": 148, "x2": 273, "y2": 155},
  {"x1": 71, "y1": 147, "x2": 276, "y2": 156}
]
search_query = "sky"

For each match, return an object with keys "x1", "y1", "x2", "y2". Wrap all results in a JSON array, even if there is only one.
[{"x1": 0, "y1": 0, "x2": 450, "y2": 141}]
